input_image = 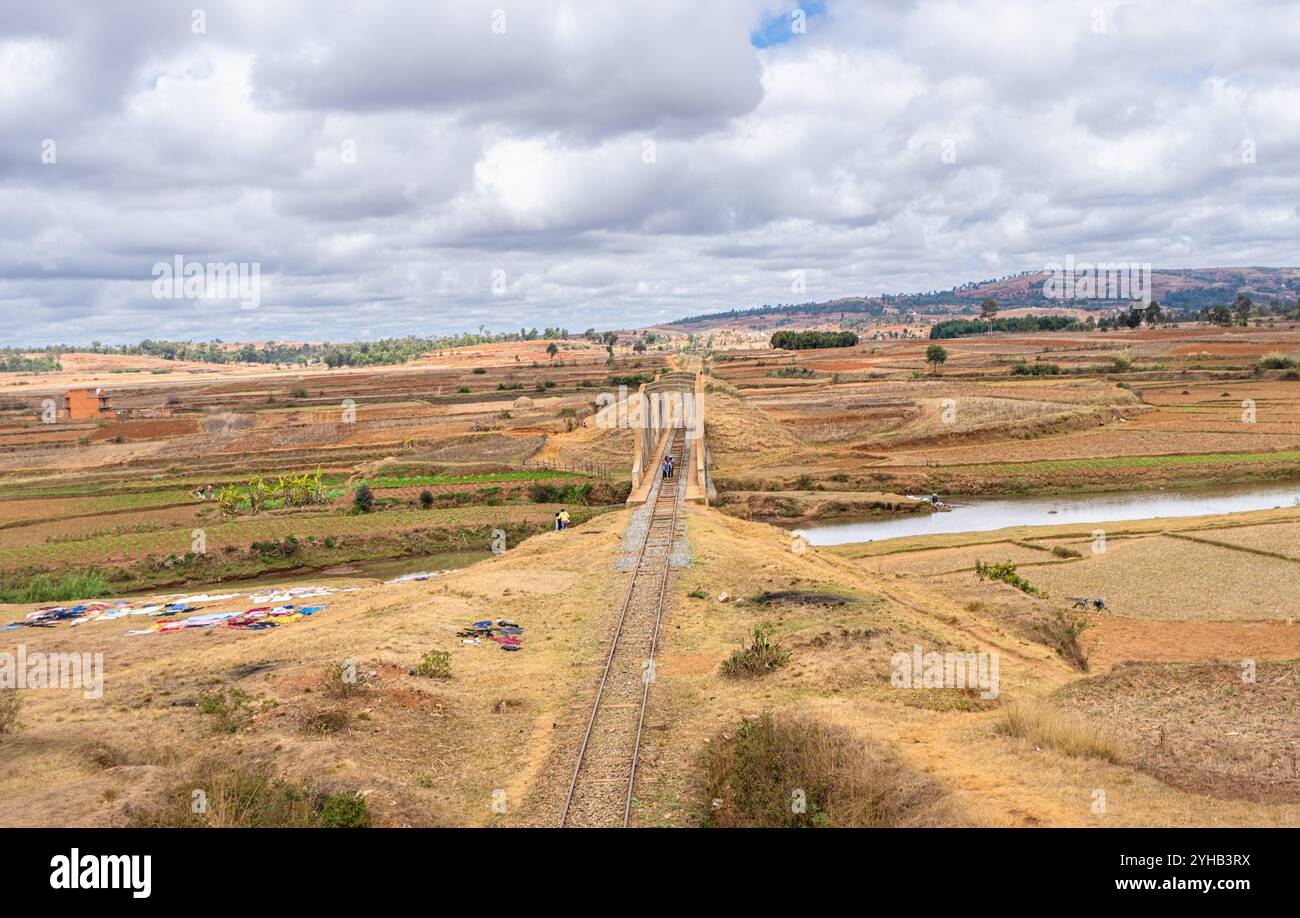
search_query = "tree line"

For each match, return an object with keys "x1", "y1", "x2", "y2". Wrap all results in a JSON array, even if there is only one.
[
  {"x1": 12, "y1": 328, "x2": 579, "y2": 370},
  {"x1": 769, "y1": 330, "x2": 860, "y2": 350},
  {"x1": 0, "y1": 351, "x2": 62, "y2": 373},
  {"x1": 929, "y1": 315, "x2": 1083, "y2": 339}
]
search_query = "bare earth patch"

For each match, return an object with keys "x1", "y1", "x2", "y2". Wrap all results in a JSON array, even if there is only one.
[{"x1": 1056, "y1": 660, "x2": 1300, "y2": 803}]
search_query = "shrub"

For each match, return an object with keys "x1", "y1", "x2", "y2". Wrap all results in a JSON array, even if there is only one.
[
  {"x1": 353, "y1": 484, "x2": 374, "y2": 513},
  {"x1": 129, "y1": 761, "x2": 370, "y2": 828},
  {"x1": 997, "y1": 701, "x2": 1121, "y2": 762},
  {"x1": 301, "y1": 706, "x2": 351, "y2": 735},
  {"x1": 196, "y1": 688, "x2": 252, "y2": 734},
  {"x1": 472, "y1": 367, "x2": 487, "y2": 374},
  {"x1": 702, "y1": 712, "x2": 956, "y2": 827},
  {"x1": 720, "y1": 623, "x2": 791, "y2": 678},
  {"x1": 1010, "y1": 361, "x2": 1061, "y2": 376},
  {"x1": 1016, "y1": 610, "x2": 1089, "y2": 671},
  {"x1": 249, "y1": 536, "x2": 300, "y2": 560},
  {"x1": 974, "y1": 560, "x2": 1046, "y2": 597},
  {"x1": 1256, "y1": 352, "x2": 1297, "y2": 370},
  {"x1": 289, "y1": 384, "x2": 309, "y2": 398},
  {"x1": 419, "y1": 490, "x2": 434, "y2": 509},
  {"x1": 0, "y1": 569, "x2": 110, "y2": 604},
  {"x1": 527, "y1": 481, "x2": 593, "y2": 504},
  {"x1": 318, "y1": 792, "x2": 370, "y2": 828},
  {"x1": 1050, "y1": 545, "x2": 1082, "y2": 559},
  {"x1": 413, "y1": 649, "x2": 451, "y2": 679},
  {"x1": 323, "y1": 661, "x2": 368, "y2": 699},
  {"x1": 605, "y1": 373, "x2": 655, "y2": 387},
  {"x1": 457, "y1": 386, "x2": 470, "y2": 393}
]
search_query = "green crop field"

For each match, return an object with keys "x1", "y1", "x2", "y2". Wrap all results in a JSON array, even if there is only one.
[
  {"x1": 366, "y1": 470, "x2": 588, "y2": 488},
  {"x1": 0, "y1": 503, "x2": 611, "y2": 570},
  {"x1": 950, "y1": 448, "x2": 1300, "y2": 476}
]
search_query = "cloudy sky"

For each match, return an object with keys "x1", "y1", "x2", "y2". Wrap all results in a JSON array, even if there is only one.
[{"x1": 2, "y1": 0, "x2": 1298, "y2": 346}]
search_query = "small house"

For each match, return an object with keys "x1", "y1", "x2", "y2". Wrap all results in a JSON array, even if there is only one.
[{"x1": 64, "y1": 387, "x2": 113, "y2": 420}]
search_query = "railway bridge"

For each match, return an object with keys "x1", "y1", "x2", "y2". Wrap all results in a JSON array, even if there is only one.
[{"x1": 626, "y1": 371, "x2": 713, "y2": 506}]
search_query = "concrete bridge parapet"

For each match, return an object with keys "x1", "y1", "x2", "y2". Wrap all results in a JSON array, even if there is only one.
[{"x1": 627, "y1": 372, "x2": 710, "y2": 506}]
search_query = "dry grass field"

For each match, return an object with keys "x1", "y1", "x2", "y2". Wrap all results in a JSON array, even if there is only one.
[{"x1": 4, "y1": 506, "x2": 1295, "y2": 827}]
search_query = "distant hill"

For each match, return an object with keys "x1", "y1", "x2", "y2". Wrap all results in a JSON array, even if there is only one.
[{"x1": 666, "y1": 267, "x2": 1300, "y2": 331}]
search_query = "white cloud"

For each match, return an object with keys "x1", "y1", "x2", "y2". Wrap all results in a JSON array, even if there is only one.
[{"x1": 0, "y1": 0, "x2": 1297, "y2": 344}]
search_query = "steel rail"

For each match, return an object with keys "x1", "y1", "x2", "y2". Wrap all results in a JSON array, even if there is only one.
[{"x1": 558, "y1": 429, "x2": 683, "y2": 828}]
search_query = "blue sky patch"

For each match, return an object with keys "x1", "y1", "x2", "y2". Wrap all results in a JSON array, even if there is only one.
[{"x1": 751, "y1": 1, "x2": 826, "y2": 48}]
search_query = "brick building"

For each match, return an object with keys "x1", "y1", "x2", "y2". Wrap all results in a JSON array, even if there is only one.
[{"x1": 64, "y1": 387, "x2": 114, "y2": 420}]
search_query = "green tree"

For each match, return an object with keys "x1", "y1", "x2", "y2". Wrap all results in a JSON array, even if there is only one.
[
  {"x1": 925, "y1": 344, "x2": 948, "y2": 374},
  {"x1": 1233, "y1": 293, "x2": 1253, "y2": 327},
  {"x1": 353, "y1": 484, "x2": 374, "y2": 513},
  {"x1": 979, "y1": 297, "x2": 998, "y2": 333}
]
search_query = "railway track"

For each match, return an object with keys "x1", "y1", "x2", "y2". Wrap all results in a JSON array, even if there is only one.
[{"x1": 559, "y1": 429, "x2": 686, "y2": 827}]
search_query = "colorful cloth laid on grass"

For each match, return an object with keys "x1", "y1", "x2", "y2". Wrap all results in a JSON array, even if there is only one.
[
  {"x1": 384, "y1": 569, "x2": 458, "y2": 585},
  {"x1": 4, "y1": 599, "x2": 193, "y2": 630},
  {"x1": 126, "y1": 603, "x2": 328, "y2": 635},
  {"x1": 245, "y1": 586, "x2": 352, "y2": 604},
  {"x1": 456, "y1": 618, "x2": 525, "y2": 651},
  {"x1": 3, "y1": 584, "x2": 357, "y2": 631}
]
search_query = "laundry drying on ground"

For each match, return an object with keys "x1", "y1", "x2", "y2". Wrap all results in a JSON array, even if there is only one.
[
  {"x1": 127, "y1": 603, "x2": 329, "y2": 635},
  {"x1": 456, "y1": 618, "x2": 525, "y2": 651},
  {"x1": 1, "y1": 583, "x2": 359, "y2": 631},
  {"x1": 384, "y1": 569, "x2": 458, "y2": 584}
]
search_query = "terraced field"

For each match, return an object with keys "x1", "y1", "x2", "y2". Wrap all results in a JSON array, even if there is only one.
[
  {"x1": 703, "y1": 324, "x2": 1300, "y2": 504},
  {"x1": 0, "y1": 341, "x2": 662, "y2": 591}
]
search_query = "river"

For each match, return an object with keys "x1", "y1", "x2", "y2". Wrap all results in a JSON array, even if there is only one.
[{"x1": 792, "y1": 481, "x2": 1300, "y2": 546}]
